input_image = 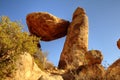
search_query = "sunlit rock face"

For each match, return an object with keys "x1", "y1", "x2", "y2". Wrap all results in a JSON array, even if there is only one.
[
  {"x1": 14, "y1": 52, "x2": 42, "y2": 80},
  {"x1": 58, "y1": 7, "x2": 89, "y2": 69},
  {"x1": 105, "y1": 59, "x2": 120, "y2": 80},
  {"x1": 26, "y1": 12, "x2": 70, "y2": 41},
  {"x1": 9, "y1": 52, "x2": 63, "y2": 80}
]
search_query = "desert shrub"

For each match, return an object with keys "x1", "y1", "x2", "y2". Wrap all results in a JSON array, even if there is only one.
[
  {"x1": 33, "y1": 50, "x2": 48, "y2": 70},
  {"x1": 33, "y1": 50, "x2": 54, "y2": 70},
  {"x1": 0, "y1": 16, "x2": 39, "y2": 79}
]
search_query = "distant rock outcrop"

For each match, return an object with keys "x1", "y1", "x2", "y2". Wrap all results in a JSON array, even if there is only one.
[
  {"x1": 58, "y1": 7, "x2": 88, "y2": 69},
  {"x1": 26, "y1": 12, "x2": 70, "y2": 41},
  {"x1": 117, "y1": 39, "x2": 120, "y2": 49},
  {"x1": 105, "y1": 58, "x2": 120, "y2": 80}
]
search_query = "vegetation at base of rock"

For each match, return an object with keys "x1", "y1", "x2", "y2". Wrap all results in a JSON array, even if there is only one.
[
  {"x1": 33, "y1": 50, "x2": 47, "y2": 70},
  {"x1": 0, "y1": 16, "x2": 41, "y2": 79},
  {"x1": 34, "y1": 50, "x2": 55, "y2": 71}
]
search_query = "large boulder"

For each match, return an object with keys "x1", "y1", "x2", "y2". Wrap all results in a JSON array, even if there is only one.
[
  {"x1": 12, "y1": 52, "x2": 42, "y2": 80},
  {"x1": 58, "y1": 7, "x2": 89, "y2": 69},
  {"x1": 105, "y1": 58, "x2": 120, "y2": 80},
  {"x1": 7, "y1": 52, "x2": 63, "y2": 80},
  {"x1": 26, "y1": 12, "x2": 70, "y2": 41}
]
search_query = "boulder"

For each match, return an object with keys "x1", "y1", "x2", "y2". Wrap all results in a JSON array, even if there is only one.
[
  {"x1": 117, "y1": 39, "x2": 120, "y2": 49},
  {"x1": 26, "y1": 12, "x2": 70, "y2": 41},
  {"x1": 62, "y1": 64, "x2": 105, "y2": 80},
  {"x1": 76, "y1": 64, "x2": 105, "y2": 80},
  {"x1": 105, "y1": 58, "x2": 120, "y2": 80},
  {"x1": 13, "y1": 52, "x2": 42, "y2": 80},
  {"x1": 85, "y1": 50, "x2": 103, "y2": 65},
  {"x1": 7, "y1": 52, "x2": 63, "y2": 80},
  {"x1": 58, "y1": 7, "x2": 89, "y2": 69}
]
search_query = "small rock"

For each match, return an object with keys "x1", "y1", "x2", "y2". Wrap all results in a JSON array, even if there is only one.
[
  {"x1": 85, "y1": 50, "x2": 103, "y2": 65},
  {"x1": 117, "y1": 39, "x2": 120, "y2": 49}
]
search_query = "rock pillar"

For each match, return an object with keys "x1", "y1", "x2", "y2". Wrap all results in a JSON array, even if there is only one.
[{"x1": 58, "y1": 7, "x2": 89, "y2": 69}]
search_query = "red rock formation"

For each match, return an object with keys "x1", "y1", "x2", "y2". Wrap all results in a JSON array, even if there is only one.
[
  {"x1": 85, "y1": 50, "x2": 103, "y2": 65},
  {"x1": 117, "y1": 39, "x2": 120, "y2": 49},
  {"x1": 26, "y1": 12, "x2": 70, "y2": 41},
  {"x1": 106, "y1": 59, "x2": 120, "y2": 79},
  {"x1": 77, "y1": 64, "x2": 105, "y2": 80},
  {"x1": 58, "y1": 7, "x2": 89, "y2": 69},
  {"x1": 62, "y1": 64, "x2": 105, "y2": 80}
]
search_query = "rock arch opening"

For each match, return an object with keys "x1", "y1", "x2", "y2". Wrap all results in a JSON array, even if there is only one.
[{"x1": 41, "y1": 37, "x2": 66, "y2": 66}]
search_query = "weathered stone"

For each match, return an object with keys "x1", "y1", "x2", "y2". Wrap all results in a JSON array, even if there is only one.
[
  {"x1": 38, "y1": 75, "x2": 63, "y2": 80},
  {"x1": 76, "y1": 64, "x2": 105, "y2": 80},
  {"x1": 62, "y1": 64, "x2": 105, "y2": 80},
  {"x1": 105, "y1": 58, "x2": 120, "y2": 80},
  {"x1": 26, "y1": 12, "x2": 70, "y2": 41},
  {"x1": 117, "y1": 39, "x2": 120, "y2": 49},
  {"x1": 85, "y1": 50, "x2": 103, "y2": 65},
  {"x1": 58, "y1": 7, "x2": 89, "y2": 69},
  {"x1": 8, "y1": 52, "x2": 64, "y2": 80},
  {"x1": 14, "y1": 52, "x2": 42, "y2": 80}
]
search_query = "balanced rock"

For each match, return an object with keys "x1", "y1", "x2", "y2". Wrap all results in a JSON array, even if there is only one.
[
  {"x1": 85, "y1": 50, "x2": 103, "y2": 65},
  {"x1": 117, "y1": 39, "x2": 120, "y2": 49},
  {"x1": 58, "y1": 7, "x2": 89, "y2": 69},
  {"x1": 26, "y1": 12, "x2": 70, "y2": 41},
  {"x1": 105, "y1": 59, "x2": 120, "y2": 79}
]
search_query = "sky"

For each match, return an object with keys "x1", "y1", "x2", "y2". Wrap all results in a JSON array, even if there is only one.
[{"x1": 0, "y1": 0, "x2": 120, "y2": 67}]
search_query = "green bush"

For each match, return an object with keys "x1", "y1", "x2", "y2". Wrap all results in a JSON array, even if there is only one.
[{"x1": 0, "y1": 16, "x2": 39, "y2": 79}]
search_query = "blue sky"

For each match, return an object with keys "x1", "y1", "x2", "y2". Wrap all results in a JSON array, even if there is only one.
[{"x1": 0, "y1": 0, "x2": 120, "y2": 67}]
